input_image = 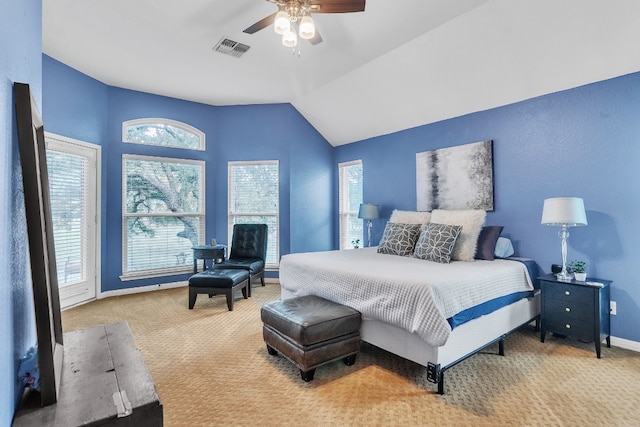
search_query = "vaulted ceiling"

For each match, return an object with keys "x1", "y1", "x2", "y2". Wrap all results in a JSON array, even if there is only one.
[{"x1": 43, "y1": 0, "x2": 640, "y2": 146}]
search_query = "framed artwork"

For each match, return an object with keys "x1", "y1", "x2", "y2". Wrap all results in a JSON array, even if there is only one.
[
  {"x1": 15, "y1": 82, "x2": 64, "y2": 406},
  {"x1": 416, "y1": 140, "x2": 494, "y2": 211}
]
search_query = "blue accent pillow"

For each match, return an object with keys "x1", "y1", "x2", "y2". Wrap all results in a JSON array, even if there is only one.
[
  {"x1": 494, "y1": 237, "x2": 515, "y2": 258},
  {"x1": 475, "y1": 226, "x2": 504, "y2": 260}
]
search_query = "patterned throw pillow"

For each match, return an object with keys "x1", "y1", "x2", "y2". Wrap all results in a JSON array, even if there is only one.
[
  {"x1": 413, "y1": 223, "x2": 462, "y2": 264},
  {"x1": 377, "y1": 222, "x2": 423, "y2": 256}
]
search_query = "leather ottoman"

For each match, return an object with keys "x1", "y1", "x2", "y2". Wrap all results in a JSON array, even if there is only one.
[
  {"x1": 261, "y1": 295, "x2": 361, "y2": 381},
  {"x1": 188, "y1": 268, "x2": 250, "y2": 311}
]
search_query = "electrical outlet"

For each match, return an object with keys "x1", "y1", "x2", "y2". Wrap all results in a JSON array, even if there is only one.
[{"x1": 610, "y1": 301, "x2": 617, "y2": 316}]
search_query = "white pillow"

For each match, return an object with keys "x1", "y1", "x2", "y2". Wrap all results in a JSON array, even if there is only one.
[
  {"x1": 430, "y1": 209, "x2": 486, "y2": 262},
  {"x1": 389, "y1": 210, "x2": 431, "y2": 225},
  {"x1": 494, "y1": 237, "x2": 515, "y2": 258}
]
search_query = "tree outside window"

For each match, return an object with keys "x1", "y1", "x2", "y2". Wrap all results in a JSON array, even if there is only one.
[{"x1": 122, "y1": 155, "x2": 205, "y2": 278}]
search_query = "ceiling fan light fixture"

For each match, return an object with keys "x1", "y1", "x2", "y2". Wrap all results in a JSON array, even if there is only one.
[
  {"x1": 274, "y1": 10, "x2": 291, "y2": 35},
  {"x1": 282, "y1": 28, "x2": 298, "y2": 47},
  {"x1": 299, "y1": 14, "x2": 315, "y2": 39}
]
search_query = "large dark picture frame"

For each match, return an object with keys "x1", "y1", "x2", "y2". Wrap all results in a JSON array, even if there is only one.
[{"x1": 15, "y1": 82, "x2": 64, "y2": 406}]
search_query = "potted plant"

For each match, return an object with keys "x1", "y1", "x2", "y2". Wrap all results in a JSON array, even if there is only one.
[
  {"x1": 351, "y1": 238, "x2": 360, "y2": 249},
  {"x1": 569, "y1": 260, "x2": 587, "y2": 281}
]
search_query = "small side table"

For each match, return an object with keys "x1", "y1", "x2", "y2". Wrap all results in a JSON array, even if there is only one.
[
  {"x1": 192, "y1": 245, "x2": 227, "y2": 273},
  {"x1": 539, "y1": 273, "x2": 611, "y2": 358}
]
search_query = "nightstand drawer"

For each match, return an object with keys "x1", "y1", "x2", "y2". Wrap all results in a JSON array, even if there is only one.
[
  {"x1": 543, "y1": 282, "x2": 593, "y2": 305},
  {"x1": 544, "y1": 318, "x2": 592, "y2": 339},
  {"x1": 544, "y1": 299, "x2": 592, "y2": 322}
]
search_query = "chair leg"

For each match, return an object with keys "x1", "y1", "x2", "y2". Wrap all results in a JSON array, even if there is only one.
[
  {"x1": 260, "y1": 271, "x2": 265, "y2": 286},
  {"x1": 188, "y1": 288, "x2": 197, "y2": 309}
]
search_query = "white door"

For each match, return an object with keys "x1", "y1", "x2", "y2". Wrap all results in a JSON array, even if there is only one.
[{"x1": 45, "y1": 133, "x2": 100, "y2": 308}]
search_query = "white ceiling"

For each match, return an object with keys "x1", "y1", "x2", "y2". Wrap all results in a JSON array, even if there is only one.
[{"x1": 43, "y1": 0, "x2": 640, "y2": 146}]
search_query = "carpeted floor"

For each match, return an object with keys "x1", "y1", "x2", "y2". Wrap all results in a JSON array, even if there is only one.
[{"x1": 62, "y1": 283, "x2": 640, "y2": 426}]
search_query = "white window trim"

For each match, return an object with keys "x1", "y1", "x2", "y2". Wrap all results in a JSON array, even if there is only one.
[
  {"x1": 122, "y1": 118, "x2": 206, "y2": 151},
  {"x1": 228, "y1": 160, "x2": 279, "y2": 269},
  {"x1": 121, "y1": 153, "x2": 205, "y2": 280}
]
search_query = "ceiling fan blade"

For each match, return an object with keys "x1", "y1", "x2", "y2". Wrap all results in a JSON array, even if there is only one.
[
  {"x1": 310, "y1": 0, "x2": 366, "y2": 13},
  {"x1": 243, "y1": 12, "x2": 276, "y2": 34},
  {"x1": 308, "y1": 30, "x2": 323, "y2": 45}
]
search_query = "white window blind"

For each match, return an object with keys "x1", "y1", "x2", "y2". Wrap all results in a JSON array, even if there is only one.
[
  {"x1": 228, "y1": 161, "x2": 279, "y2": 268},
  {"x1": 338, "y1": 160, "x2": 363, "y2": 249},
  {"x1": 122, "y1": 154, "x2": 205, "y2": 279},
  {"x1": 122, "y1": 118, "x2": 205, "y2": 151},
  {"x1": 47, "y1": 149, "x2": 88, "y2": 285}
]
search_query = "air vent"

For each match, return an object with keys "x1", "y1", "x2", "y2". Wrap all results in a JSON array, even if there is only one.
[{"x1": 213, "y1": 38, "x2": 250, "y2": 58}]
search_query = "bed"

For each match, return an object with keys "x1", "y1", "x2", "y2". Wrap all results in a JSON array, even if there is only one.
[{"x1": 279, "y1": 242, "x2": 540, "y2": 394}]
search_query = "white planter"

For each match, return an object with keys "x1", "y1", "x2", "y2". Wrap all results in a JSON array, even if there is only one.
[{"x1": 574, "y1": 272, "x2": 587, "y2": 281}]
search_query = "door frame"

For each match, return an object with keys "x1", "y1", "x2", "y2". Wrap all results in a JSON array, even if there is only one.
[{"x1": 45, "y1": 132, "x2": 101, "y2": 309}]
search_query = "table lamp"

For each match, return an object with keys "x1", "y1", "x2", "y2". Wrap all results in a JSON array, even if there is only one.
[
  {"x1": 358, "y1": 203, "x2": 379, "y2": 247},
  {"x1": 541, "y1": 197, "x2": 588, "y2": 280}
]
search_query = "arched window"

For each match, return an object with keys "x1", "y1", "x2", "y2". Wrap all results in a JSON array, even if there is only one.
[{"x1": 122, "y1": 118, "x2": 205, "y2": 151}]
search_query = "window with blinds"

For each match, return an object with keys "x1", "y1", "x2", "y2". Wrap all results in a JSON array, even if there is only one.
[
  {"x1": 47, "y1": 150, "x2": 88, "y2": 286},
  {"x1": 338, "y1": 160, "x2": 363, "y2": 249},
  {"x1": 122, "y1": 154, "x2": 205, "y2": 279},
  {"x1": 228, "y1": 161, "x2": 279, "y2": 268},
  {"x1": 122, "y1": 118, "x2": 205, "y2": 151}
]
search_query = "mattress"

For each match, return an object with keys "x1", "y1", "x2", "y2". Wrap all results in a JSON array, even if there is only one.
[{"x1": 279, "y1": 247, "x2": 534, "y2": 346}]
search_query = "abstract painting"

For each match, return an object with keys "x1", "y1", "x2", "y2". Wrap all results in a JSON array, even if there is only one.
[{"x1": 416, "y1": 140, "x2": 493, "y2": 211}]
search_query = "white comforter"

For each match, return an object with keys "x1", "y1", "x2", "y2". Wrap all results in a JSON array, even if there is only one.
[{"x1": 279, "y1": 247, "x2": 534, "y2": 346}]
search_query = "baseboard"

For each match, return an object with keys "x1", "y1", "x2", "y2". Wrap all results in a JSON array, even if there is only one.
[
  {"x1": 611, "y1": 336, "x2": 640, "y2": 353},
  {"x1": 99, "y1": 277, "x2": 279, "y2": 300},
  {"x1": 99, "y1": 280, "x2": 188, "y2": 299}
]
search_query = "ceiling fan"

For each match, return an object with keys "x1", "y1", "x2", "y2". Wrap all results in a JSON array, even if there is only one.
[{"x1": 244, "y1": 0, "x2": 366, "y2": 48}]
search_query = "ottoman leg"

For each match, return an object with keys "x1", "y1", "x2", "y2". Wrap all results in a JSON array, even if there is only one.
[
  {"x1": 188, "y1": 288, "x2": 197, "y2": 309},
  {"x1": 225, "y1": 290, "x2": 234, "y2": 311},
  {"x1": 300, "y1": 369, "x2": 316, "y2": 382},
  {"x1": 241, "y1": 280, "x2": 248, "y2": 299},
  {"x1": 344, "y1": 354, "x2": 357, "y2": 366},
  {"x1": 266, "y1": 344, "x2": 278, "y2": 356}
]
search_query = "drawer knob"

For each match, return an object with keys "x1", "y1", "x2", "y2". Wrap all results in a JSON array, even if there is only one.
[
  {"x1": 565, "y1": 324, "x2": 571, "y2": 329},
  {"x1": 565, "y1": 307, "x2": 571, "y2": 312},
  {"x1": 565, "y1": 291, "x2": 571, "y2": 296}
]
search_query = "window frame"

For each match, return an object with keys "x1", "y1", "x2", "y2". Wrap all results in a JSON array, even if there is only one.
[
  {"x1": 121, "y1": 153, "x2": 205, "y2": 280},
  {"x1": 122, "y1": 118, "x2": 206, "y2": 151},
  {"x1": 338, "y1": 160, "x2": 363, "y2": 250},
  {"x1": 228, "y1": 160, "x2": 279, "y2": 269}
]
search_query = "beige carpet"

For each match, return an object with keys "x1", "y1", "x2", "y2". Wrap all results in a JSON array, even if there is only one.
[{"x1": 62, "y1": 283, "x2": 640, "y2": 426}]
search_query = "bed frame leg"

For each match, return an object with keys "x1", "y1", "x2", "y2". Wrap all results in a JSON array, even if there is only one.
[
  {"x1": 498, "y1": 339, "x2": 505, "y2": 356},
  {"x1": 427, "y1": 362, "x2": 445, "y2": 394}
]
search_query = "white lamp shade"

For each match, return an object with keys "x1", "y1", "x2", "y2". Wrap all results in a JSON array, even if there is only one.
[
  {"x1": 299, "y1": 15, "x2": 315, "y2": 39},
  {"x1": 274, "y1": 10, "x2": 290, "y2": 35},
  {"x1": 282, "y1": 28, "x2": 298, "y2": 47},
  {"x1": 541, "y1": 197, "x2": 588, "y2": 226},
  {"x1": 358, "y1": 203, "x2": 380, "y2": 220}
]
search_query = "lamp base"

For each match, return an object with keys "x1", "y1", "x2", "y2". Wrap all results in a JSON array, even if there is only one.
[{"x1": 555, "y1": 271, "x2": 573, "y2": 281}]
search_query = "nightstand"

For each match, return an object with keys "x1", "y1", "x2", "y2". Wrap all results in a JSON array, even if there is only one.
[{"x1": 539, "y1": 274, "x2": 611, "y2": 358}]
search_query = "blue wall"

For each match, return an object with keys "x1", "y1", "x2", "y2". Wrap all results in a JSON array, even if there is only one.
[
  {"x1": 0, "y1": 0, "x2": 42, "y2": 422},
  {"x1": 42, "y1": 56, "x2": 334, "y2": 292},
  {"x1": 336, "y1": 71, "x2": 640, "y2": 343}
]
